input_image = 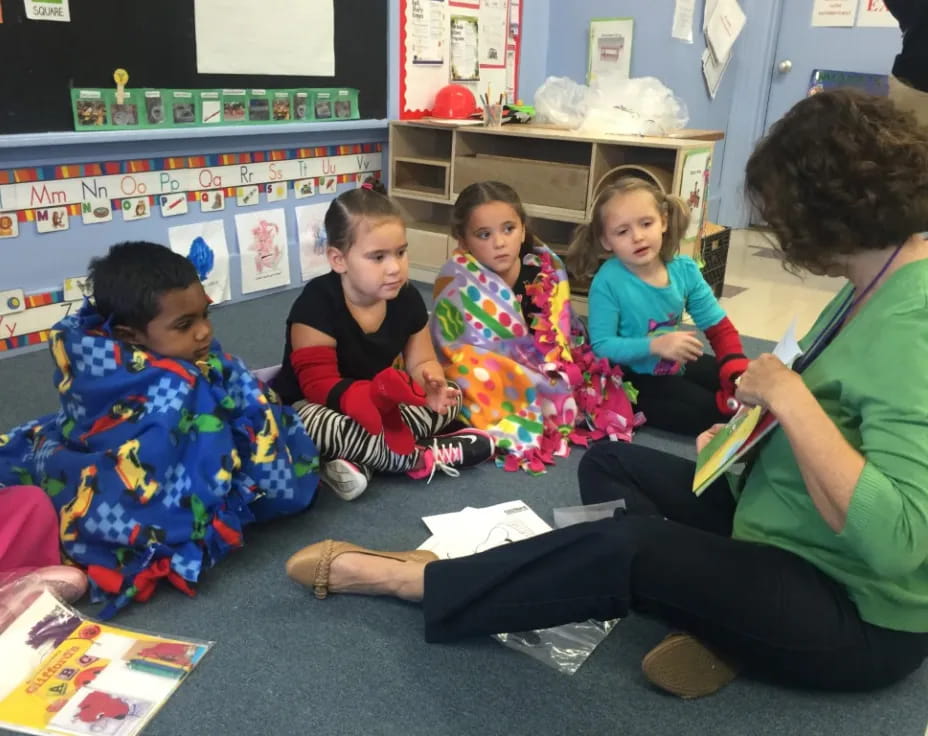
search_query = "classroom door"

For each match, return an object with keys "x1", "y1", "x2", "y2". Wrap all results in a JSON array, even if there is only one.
[{"x1": 762, "y1": 1, "x2": 901, "y2": 130}]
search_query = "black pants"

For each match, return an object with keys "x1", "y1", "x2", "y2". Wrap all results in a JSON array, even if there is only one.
[
  {"x1": 422, "y1": 443, "x2": 928, "y2": 691},
  {"x1": 626, "y1": 354, "x2": 726, "y2": 435}
]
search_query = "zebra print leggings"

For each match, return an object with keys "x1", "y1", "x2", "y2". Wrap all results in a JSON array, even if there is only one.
[{"x1": 293, "y1": 389, "x2": 462, "y2": 474}]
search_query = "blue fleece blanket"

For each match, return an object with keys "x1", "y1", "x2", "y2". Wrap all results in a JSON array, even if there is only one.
[{"x1": 0, "y1": 304, "x2": 319, "y2": 617}]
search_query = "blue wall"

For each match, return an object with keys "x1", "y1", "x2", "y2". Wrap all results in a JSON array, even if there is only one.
[
  {"x1": 517, "y1": 0, "x2": 551, "y2": 105},
  {"x1": 537, "y1": 1, "x2": 904, "y2": 227},
  {"x1": 541, "y1": 0, "x2": 755, "y2": 224}
]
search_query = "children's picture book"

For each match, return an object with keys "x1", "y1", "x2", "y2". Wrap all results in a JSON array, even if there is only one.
[
  {"x1": 692, "y1": 319, "x2": 803, "y2": 496},
  {"x1": 0, "y1": 589, "x2": 211, "y2": 736},
  {"x1": 692, "y1": 405, "x2": 779, "y2": 496}
]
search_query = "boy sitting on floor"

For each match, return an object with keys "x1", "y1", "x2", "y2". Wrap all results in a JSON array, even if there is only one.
[{"x1": 0, "y1": 242, "x2": 319, "y2": 617}]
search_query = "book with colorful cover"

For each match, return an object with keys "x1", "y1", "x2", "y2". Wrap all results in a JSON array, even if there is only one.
[
  {"x1": 0, "y1": 590, "x2": 211, "y2": 736},
  {"x1": 692, "y1": 319, "x2": 803, "y2": 497},
  {"x1": 692, "y1": 405, "x2": 778, "y2": 495}
]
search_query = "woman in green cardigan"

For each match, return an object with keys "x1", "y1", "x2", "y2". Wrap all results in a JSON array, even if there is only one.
[{"x1": 284, "y1": 89, "x2": 928, "y2": 699}]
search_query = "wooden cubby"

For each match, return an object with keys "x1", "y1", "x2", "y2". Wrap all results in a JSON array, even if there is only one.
[
  {"x1": 393, "y1": 195, "x2": 454, "y2": 270},
  {"x1": 388, "y1": 121, "x2": 721, "y2": 308}
]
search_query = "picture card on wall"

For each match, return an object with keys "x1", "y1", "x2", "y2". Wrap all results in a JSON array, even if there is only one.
[
  {"x1": 236, "y1": 208, "x2": 291, "y2": 294},
  {"x1": 320, "y1": 176, "x2": 337, "y2": 194},
  {"x1": 265, "y1": 181, "x2": 288, "y2": 202},
  {"x1": 237, "y1": 185, "x2": 260, "y2": 207},
  {"x1": 160, "y1": 193, "x2": 189, "y2": 217},
  {"x1": 63, "y1": 275, "x2": 91, "y2": 302},
  {"x1": 200, "y1": 189, "x2": 226, "y2": 212},
  {"x1": 168, "y1": 220, "x2": 232, "y2": 305},
  {"x1": 0, "y1": 289, "x2": 26, "y2": 316},
  {"x1": 36, "y1": 207, "x2": 69, "y2": 233},
  {"x1": 294, "y1": 179, "x2": 316, "y2": 199},
  {"x1": 24, "y1": 0, "x2": 70, "y2": 22},
  {"x1": 296, "y1": 202, "x2": 331, "y2": 281},
  {"x1": 121, "y1": 197, "x2": 151, "y2": 221},
  {"x1": 0, "y1": 213, "x2": 19, "y2": 238},
  {"x1": 81, "y1": 199, "x2": 114, "y2": 224}
]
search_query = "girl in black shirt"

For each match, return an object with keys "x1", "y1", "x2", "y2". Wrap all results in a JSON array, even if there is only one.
[{"x1": 274, "y1": 181, "x2": 494, "y2": 500}]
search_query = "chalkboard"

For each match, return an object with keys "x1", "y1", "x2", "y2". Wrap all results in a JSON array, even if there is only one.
[{"x1": 0, "y1": 0, "x2": 387, "y2": 135}]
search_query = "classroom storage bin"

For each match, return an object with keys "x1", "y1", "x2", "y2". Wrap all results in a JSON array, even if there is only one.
[{"x1": 700, "y1": 222, "x2": 731, "y2": 299}]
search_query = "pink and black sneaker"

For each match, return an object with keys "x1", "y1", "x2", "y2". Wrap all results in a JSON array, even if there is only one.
[{"x1": 408, "y1": 428, "x2": 496, "y2": 482}]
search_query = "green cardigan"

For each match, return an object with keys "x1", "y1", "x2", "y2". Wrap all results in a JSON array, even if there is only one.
[{"x1": 733, "y1": 259, "x2": 928, "y2": 633}]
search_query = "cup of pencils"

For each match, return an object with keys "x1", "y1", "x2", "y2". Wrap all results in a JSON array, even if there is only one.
[{"x1": 483, "y1": 102, "x2": 504, "y2": 128}]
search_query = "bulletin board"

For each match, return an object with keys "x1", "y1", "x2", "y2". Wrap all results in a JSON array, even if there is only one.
[
  {"x1": 0, "y1": 0, "x2": 387, "y2": 135},
  {"x1": 399, "y1": 0, "x2": 523, "y2": 118}
]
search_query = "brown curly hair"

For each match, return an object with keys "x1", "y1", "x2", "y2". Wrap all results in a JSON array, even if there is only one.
[{"x1": 745, "y1": 89, "x2": 928, "y2": 274}]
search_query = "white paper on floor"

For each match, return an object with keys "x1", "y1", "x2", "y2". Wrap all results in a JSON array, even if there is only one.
[{"x1": 420, "y1": 500, "x2": 619, "y2": 674}]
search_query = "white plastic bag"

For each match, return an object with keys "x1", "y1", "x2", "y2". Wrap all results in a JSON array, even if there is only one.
[
  {"x1": 582, "y1": 75, "x2": 689, "y2": 136},
  {"x1": 535, "y1": 74, "x2": 688, "y2": 135},
  {"x1": 533, "y1": 76, "x2": 593, "y2": 128}
]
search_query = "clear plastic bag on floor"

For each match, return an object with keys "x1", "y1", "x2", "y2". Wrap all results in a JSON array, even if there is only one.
[
  {"x1": 552, "y1": 499, "x2": 626, "y2": 528},
  {"x1": 492, "y1": 500, "x2": 625, "y2": 675},
  {"x1": 494, "y1": 618, "x2": 619, "y2": 675}
]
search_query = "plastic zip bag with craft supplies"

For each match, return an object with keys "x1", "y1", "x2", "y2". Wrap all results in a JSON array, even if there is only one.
[
  {"x1": 492, "y1": 501, "x2": 625, "y2": 675},
  {"x1": 420, "y1": 500, "x2": 624, "y2": 675}
]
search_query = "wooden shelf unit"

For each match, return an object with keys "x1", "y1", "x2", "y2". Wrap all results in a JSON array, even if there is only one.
[{"x1": 388, "y1": 121, "x2": 720, "y2": 296}]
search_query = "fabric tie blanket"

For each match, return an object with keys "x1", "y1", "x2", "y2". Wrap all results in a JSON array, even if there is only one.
[
  {"x1": 0, "y1": 305, "x2": 319, "y2": 617},
  {"x1": 431, "y1": 245, "x2": 642, "y2": 473}
]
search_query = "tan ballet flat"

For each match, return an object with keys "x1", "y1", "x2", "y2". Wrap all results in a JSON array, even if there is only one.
[
  {"x1": 641, "y1": 633, "x2": 739, "y2": 699},
  {"x1": 285, "y1": 540, "x2": 438, "y2": 599}
]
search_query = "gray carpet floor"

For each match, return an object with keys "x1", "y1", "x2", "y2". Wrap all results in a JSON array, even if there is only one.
[{"x1": 1, "y1": 287, "x2": 925, "y2": 736}]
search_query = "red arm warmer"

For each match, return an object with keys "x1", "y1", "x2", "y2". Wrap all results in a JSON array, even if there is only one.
[
  {"x1": 290, "y1": 348, "x2": 426, "y2": 455},
  {"x1": 290, "y1": 346, "x2": 382, "y2": 436},
  {"x1": 704, "y1": 316, "x2": 749, "y2": 391}
]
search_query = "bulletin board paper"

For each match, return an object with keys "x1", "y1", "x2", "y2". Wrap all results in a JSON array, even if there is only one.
[
  {"x1": 195, "y1": 0, "x2": 335, "y2": 76},
  {"x1": 450, "y1": 15, "x2": 480, "y2": 81},
  {"x1": 400, "y1": 0, "x2": 522, "y2": 117},
  {"x1": 410, "y1": 0, "x2": 447, "y2": 64},
  {"x1": 480, "y1": 0, "x2": 508, "y2": 67},
  {"x1": 856, "y1": 0, "x2": 898, "y2": 27}
]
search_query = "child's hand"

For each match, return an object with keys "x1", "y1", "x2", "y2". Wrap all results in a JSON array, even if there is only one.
[
  {"x1": 423, "y1": 370, "x2": 459, "y2": 415},
  {"x1": 650, "y1": 332, "x2": 704, "y2": 363}
]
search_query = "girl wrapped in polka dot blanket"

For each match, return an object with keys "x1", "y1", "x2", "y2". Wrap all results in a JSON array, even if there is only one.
[{"x1": 430, "y1": 183, "x2": 641, "y2": 473}]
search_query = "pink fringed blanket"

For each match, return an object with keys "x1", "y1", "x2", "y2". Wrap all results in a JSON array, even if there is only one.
[{"x1": 431, "y1": 245, "x2": 642, "y2": 473}]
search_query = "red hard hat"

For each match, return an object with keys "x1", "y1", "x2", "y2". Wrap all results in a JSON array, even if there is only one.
[{"x1": 432, "y1": 84, "x2": 476, "y2": 119}]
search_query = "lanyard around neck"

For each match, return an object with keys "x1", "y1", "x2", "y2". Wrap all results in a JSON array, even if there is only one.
[{"x1": 793, "y1": 244, "x2": 903, "y2": 373}]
